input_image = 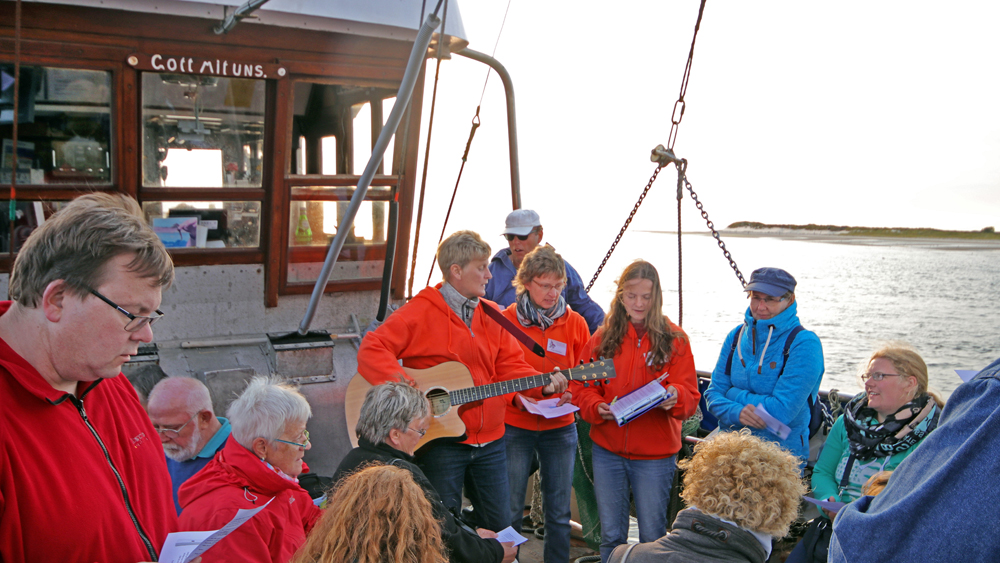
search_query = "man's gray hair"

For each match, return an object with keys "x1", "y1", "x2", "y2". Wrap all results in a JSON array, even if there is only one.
[
  {"x1": 147, "y1": 376, "x2": 214, "y2": 416},
  {"x1": 228, "y1": 375, "x2": 312, "y2": 449},
  {"x1": 356, "y1": 382, "x2": 430, "y2": 444}
]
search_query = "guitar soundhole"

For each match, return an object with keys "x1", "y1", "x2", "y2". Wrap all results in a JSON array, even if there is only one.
[{"x1": 425, "y1": 387, "x2": 452, "y2": 418}]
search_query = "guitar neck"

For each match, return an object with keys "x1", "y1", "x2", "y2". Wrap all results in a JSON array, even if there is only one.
[{"x1": 449, "y1": 373, "x2": 552, "y2": 406}]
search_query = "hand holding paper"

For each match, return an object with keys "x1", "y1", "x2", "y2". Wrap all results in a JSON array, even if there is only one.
[
  {"x1": 754, "y1": 404, "x2": 791, "y2": 440},
  {"x1": 495, "y1": 526, "x2": 529, "y2": 547},
  {"x1": 519, "y1": 395, "x2": 579, "y2": 419}
]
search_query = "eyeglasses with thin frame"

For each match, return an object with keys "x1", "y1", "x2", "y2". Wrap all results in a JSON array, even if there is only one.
[
  {"x1": 89, "y1": 288, "x2": 165, "y2": 332},
  {"x1": 747, "y1": 293, "x2": 787, "y2": 305},
  {"x1": 408, "y1": 426, "x2": 428, "y2": 437},
  {"x1": 153, "y1": 413, "x2": 197, "y2": 437},
  {"x1": 532, "y1": 279, "x2": 566, "y2": 294},
  {"x1": 273, "y1": 429, "x2": 310, "y2": 448},
  {"x1": 861, "y1": 372, "x2": 902, "y2": 382}
]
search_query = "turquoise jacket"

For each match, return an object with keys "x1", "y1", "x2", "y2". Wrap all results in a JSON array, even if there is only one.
[
  {"x1": 811, "y1": 414, "x2": 923, "y2": 510},
  {"x1": 705, "y1": 302, "x2": 824, "y2": 461}
]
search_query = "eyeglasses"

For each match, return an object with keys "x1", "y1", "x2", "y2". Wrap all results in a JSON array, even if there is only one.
[
  {"x1": 153, "y1": 413, "x2": 197, "y2": 437},
  {"x1": 861, "y1": 372, "x2": 901, "y2": 382},
  {"x1": 408, "y1": 426, "x2": 428, "y2": 437},
  {"x1": 532, "y1": 279, "x2": 566, "y2": 294},
  {"x1": 273, "y1": 429, "x2": 310, "y2": 448},
  {"x1": 748, "y1": 293, "x2": 786, "y2": 305},
  {"x1": 89, "y1": 288, "x2": 165, "y2": 332}
]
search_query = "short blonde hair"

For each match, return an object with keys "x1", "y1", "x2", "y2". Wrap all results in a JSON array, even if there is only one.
[
  {"x1": 512, "y1": 245, "x2": 566, "y2": 295},
  {"x1": 861, "y1": 342, "x2": 945, "y2": 407},
  {"x1": 436, "y1": 230, "x2": 490, "y2": 279},
  {"x1": 679, "y1": 430, "x2": 806, "y2": 537},
  {"x1": 9, "y1": 192, "x2": 173, "y2": 307}
]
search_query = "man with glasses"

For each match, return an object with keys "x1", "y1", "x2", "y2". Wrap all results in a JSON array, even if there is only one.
[
  {"x1": 704, "y1": 267, "x2": 825, "y2": 466},
  {"x1": 148, "y1": 376, "x2": 232, "y2": 514},
  {"x1": 0, "y1": 193, "x2": 177, "y2": 563},
  {"x1": 484, "y1": 209, "x2": 605, "y2": 333},
  {"x1": 335, "y1": 382, "x2": 516, "y2": 563}
]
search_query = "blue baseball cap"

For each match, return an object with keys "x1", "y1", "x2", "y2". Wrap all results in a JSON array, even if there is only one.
[{"x1": 744, "y1": 267, "x2": 796, "y2": 297}]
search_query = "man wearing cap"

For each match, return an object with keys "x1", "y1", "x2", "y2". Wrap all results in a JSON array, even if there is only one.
[
  {"x1": 484, "y1": 209, "x2": 605, "y2": 333},
  {"x1": 703, "y1": 267, "x2": 825, "y2": 464}
]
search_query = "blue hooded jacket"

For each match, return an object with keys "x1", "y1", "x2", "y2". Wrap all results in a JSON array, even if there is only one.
[
  {"x1": 829, "y1": 357, "x2": 1000, "y2": 563},
  {"x1": 484, "y1": 246, "x2": 605, "y2": 334},
  {"x1": 704, "y1": 301, "x2": 824, "y2": 461}
]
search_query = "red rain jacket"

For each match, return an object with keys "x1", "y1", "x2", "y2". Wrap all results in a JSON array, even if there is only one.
[{"x1": 575, "y1": 320, "x2": 700, "y2": 460}]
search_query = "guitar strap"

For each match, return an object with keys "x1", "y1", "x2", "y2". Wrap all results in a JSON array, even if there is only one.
[{"x1": 479, "y1": 301, "x2": 546, "y2": 358}]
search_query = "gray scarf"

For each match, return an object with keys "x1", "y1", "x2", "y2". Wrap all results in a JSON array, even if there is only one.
[{"x1": 439, "y1": 283, "x2": 478, "y2": 327}]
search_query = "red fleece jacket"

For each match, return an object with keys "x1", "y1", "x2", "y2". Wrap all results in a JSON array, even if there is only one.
[
  {"x1": 178, "y1": 437, "x2": 321, "y2": 563},
  {"x1": 357, "y1": 285, "x2": 539, "y2": 444},
  {"x1": 501, "y1": 304, "x2": 590, "y2": 431},
  {"x1": 575, "y1": 320, "x2": 699, "y2": 460},
  {"x1": 0, "y1": 303, "x2": 177, "y2": 563}
]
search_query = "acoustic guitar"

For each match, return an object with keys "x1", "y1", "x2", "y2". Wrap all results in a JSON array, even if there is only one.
[{"x1": 345, "y1": 360, "x2": 616, "y2": 453}]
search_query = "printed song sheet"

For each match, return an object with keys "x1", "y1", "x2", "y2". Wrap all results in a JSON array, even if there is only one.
[
  {"x1": 754, "y1": 404, "x2": 791, "y2": 440},
  {"x1": 519, "y1": 396, "x2": 580, "y2": 419},
  {"x1": 159, "y1": 498, "x2": 274, "y2": 563}
]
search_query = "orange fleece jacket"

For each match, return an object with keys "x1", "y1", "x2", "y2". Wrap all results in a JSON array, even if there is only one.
[
  {"x1": 501, "y1": 303, "x2": 591, "y2": 431},
  {"x1": 575, "y1": 319, "x2": 699, "y2": 460},
  {"x1": 357, "y1": 285, "x2": 538, "y2": 445}
]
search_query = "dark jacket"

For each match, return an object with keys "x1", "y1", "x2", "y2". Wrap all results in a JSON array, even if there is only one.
[
  {"x1": 609, "y1": 508, "x2": 768, "y2": 563},
  {"x1": 334, "y1": 438, "x2": 504, "y2": 563}
]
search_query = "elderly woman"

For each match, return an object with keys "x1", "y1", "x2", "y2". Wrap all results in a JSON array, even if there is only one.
[
  {"x1": 609, "y1": 430, "x2": 806, "y2": 563},
  {"x1": 500, "y1": 245, "x2": 590, "y2": 563},
  {"x1": 334, "y1": 382, "x2": 515, "y2": 563},
  {"x1": 293, "y1": 464, "x2": 448, "y2": 563},
  {"x1": 786, "y1": 343, "x2": 942, "y2": 563},
  {"x1": 704, "y1": 267, "x2": 825, "y2": 464},
  {"x1": 178, "y1": 376, "x2": 321, "y2": 563}
]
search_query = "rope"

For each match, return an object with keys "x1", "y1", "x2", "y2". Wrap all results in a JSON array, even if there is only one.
[
  {"x1": 478, "y1": 0, "x2": 514, "y2": 106},
  {"x1": 407, "y1": 56, "x2": 444, "y2": 299},
  {"x1": 8, "y1": 0, "x2": 22, "y2": 258}
]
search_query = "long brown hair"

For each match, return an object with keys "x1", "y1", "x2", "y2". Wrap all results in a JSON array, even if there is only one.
[
  {"x1": 595, "y1": 260, "x2": 682, "y2": 369},
  {"x1": 292, "y1": 464, "x2": 448, "y2": 563}
]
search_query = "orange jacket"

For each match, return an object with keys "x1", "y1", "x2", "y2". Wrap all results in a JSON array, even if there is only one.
[
  {"x1": 501, "y1": 303, "x2": 591, "y2": 431},
  {"x1": 357, "y1": 285, "x2": 538, "y2": 445},
  {"x1": 575, "y1": 319, "x2": 699, "y2": 460}
]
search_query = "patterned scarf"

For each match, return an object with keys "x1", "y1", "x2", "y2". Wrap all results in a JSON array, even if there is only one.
[
  {"x1": 843, "y1": 391, "x2": 940, "y2": 459},
  {"x1": 515, "y1": 290, "x2": 567, "y2": 330}
]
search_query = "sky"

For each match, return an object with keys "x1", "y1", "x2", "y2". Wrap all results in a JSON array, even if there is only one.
[{"x1": 398, "y1": 1, "x2": 1000, "y2": 283}]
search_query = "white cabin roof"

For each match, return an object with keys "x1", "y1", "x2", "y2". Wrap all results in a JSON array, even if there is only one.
[{"x1": 25, "y1": 0, "x2": 469, "y2": 48}]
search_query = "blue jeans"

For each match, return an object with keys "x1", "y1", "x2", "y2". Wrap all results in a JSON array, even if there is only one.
[
  {"x1": 506, "y1": 423, "x2": 578, "y2": 563},
  {"x1": 591, "y1": 443, "x2": 676, "y2": 563},
  {"x1": 417, "y1": 437, "x2": 510, "y2": 532}
]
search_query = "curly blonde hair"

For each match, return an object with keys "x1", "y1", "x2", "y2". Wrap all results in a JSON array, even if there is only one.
[
  {"x1": 292, "y1": 464, "x2": 447, "y2": 563},
  {"x1": 679, "y1": 430, "x2": 806, "y2": 537}
]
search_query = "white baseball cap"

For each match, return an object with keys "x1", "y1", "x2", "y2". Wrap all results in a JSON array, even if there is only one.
[{"x1": 501, "y1": 209, "x2": 541, "y2": 236}]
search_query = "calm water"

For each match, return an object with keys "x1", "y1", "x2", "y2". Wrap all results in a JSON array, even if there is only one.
[{"x1": 564, "y1": 232, "x2": 1000, "y2": 400}]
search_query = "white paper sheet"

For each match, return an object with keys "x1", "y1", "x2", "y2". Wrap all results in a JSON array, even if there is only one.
[
  {"x1": 519, "y1": 396, "x2": 580, "y2": 419},
  {"x1": 956, "y1": 369, "x2": 979, "y2": 382},
  {"x1": 802, "y1": 495, "x2": 847, "y2": 513},
  {"x1": 496, "y1": 526, "x2": 529, "y2": 546},
  {"x1": 159, "y1": 498, "x2": 273, "y2": 563},
  {"x1": 755, "y1": 404, "x2": 791, "y2": 440}
]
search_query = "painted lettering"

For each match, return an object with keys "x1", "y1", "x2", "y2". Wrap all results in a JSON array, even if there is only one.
[
  {"x1": 151, "y1": 54, "x2": 165, "y2": 71},
  {"x1": 254, "y1": 65, "x2": 264, "y2": 78},
  {"x1": 232, "y1": 63, "x2": 242, "y2": 77},
  {"x1": 222, "y1": 60, "x2": 228, "y2": 75},
  {"x1": 199, "y1": 60, "x2": 214, "y2": 74},
  {"x1": 166, "y1": 58, "x2": 177, "y2": 71}
]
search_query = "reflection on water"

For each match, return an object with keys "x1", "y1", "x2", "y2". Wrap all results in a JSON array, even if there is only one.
[{"x1": 568, "y1": 232, "x2": 1000, "y2": 400}]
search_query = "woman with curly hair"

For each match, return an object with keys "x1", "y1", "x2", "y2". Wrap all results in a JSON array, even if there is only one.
[
  {"x1": 574, "y1": 260, "x2": 700, "y2": 562},
  {"x1": 292, "y1": 464, "x2": 448, "y2": 563},
  {"x1": 609, "y1": 430, "x2": 806, "y2": 563},
  {"x1": 786, "y1": 343, "x2": 942, "y2": 563}
]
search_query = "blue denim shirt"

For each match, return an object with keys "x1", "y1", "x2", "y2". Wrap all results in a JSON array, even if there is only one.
[
  {"x1": 829, "y1": 356, "x2": 1000, "y2": 563},
  {"x1": 484, "y1": 246, "x2": 605, "y2": 334}
]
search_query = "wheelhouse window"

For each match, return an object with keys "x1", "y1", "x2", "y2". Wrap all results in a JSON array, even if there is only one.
[
  {"x1": 140, "y1": 73, "x2": 266, "y2": 252},
  {"x1": 0, "y1": 66, "x2": 112, "y2": 186},
  {"x1": 283, "y1": 80, "x2": 399, "y2": 292}
]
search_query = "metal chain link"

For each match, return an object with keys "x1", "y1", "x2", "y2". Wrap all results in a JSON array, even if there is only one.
[
  {"x1": 679, "y1": 161, "x2": 746, "y2": 287},
  {"x1": 586, "y1": 165, "x2": 664, "y2": 293}
]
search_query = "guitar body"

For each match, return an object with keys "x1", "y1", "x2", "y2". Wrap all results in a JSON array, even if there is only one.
[{"x1": 345, "y1": 362, "x2": 474, "y2": 451}]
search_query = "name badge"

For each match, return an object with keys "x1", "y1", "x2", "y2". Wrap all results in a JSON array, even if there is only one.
[{"x1": 547, "y1": 339, "x2": 568, "y2": 356}]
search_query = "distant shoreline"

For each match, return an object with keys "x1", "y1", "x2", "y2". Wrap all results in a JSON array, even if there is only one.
[{"x1": 638, "y1": 228, "x2": 1000, "y2": 250}]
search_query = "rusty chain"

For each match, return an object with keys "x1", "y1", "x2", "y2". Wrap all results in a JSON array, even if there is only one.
[
  {"x1": 679, "y1": 160, "x2": 746, "y2": 288},
  {"x1": 585, "y1": 164, "x2": 665, "y2": 293}
]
